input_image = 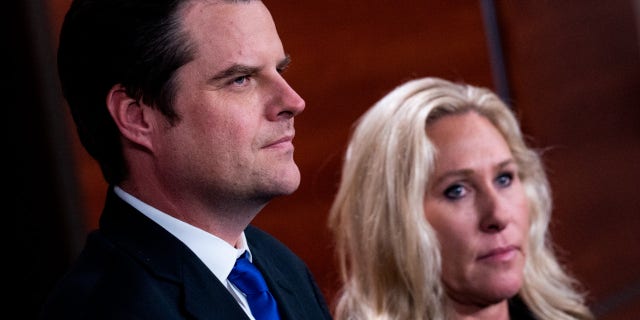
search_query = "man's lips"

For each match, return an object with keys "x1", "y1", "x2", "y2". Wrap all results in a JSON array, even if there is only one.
[
  {"x1": 264, "y1": 135, "x2": 294, "y2": 148},
  {"x1": 477, "y1": 245, "x2": 520, "y2": 261}
]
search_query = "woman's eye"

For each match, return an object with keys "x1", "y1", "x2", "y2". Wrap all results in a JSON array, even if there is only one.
[
  {"x1": 496, "y1": 172, "x2": 514, "y2": 187},
  {"x1": 444, "y1": 184, "x2": 466, "y2": 200}
]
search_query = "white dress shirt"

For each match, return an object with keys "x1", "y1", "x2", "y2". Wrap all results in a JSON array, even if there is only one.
[{"x1": 114, "y1": 186, "x2": 257, "y2": 320}]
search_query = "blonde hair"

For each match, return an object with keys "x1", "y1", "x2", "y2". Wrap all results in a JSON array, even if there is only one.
[{"x1": 328, "y1": 77, "x2": 594, "y2": 320}]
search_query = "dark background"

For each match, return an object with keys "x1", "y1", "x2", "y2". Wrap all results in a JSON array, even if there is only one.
[{"x1": 9, "y1": 0, "x2": 640, "y2": 319}]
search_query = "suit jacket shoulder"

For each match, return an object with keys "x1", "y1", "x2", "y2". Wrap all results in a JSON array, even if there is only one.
[
  {"x1": 41, "y1": 188, "x2": 249, "y2": 319},
  {"x1": 40, "y1": 188, "x2": 332, "y2": 320}
]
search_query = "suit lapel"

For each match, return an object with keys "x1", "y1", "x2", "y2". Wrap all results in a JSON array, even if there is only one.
[
  {"x1": 252, "y1": 257, "x2": 302, "y2": 320},
  {"x1": 246, "y1": 232, "x2": 305, "y2": 320},
  {"x1": 181, "y1": 259, "x2": 251, "y2": 319},
  {"x1": 99, "y1": 188, "x2": 250, "y2": 319}
]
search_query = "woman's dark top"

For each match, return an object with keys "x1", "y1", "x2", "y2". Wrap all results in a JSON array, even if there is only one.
[{"x1": 509, "y1": 295, "x2": 537, "y2": 320}]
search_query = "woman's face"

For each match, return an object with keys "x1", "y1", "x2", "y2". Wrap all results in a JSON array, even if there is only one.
[{"x1": 423, "y1": 111, "x2": 530, "y2": 308}]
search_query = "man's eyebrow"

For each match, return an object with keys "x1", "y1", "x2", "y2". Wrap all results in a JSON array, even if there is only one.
[
  {"x1": 277, "y1": 54, "x2": 292, "y2": 71},
  {"x1": 209, "y1": 64, "x2": 260, "y2": 83},
  {"x1": 207, "y1": 55, "x2": 292, "y2": 84}
]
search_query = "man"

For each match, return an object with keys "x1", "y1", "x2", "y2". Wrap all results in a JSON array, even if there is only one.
[{"x1": 40, "y1": 0, "x2": 332, "y2": 319}]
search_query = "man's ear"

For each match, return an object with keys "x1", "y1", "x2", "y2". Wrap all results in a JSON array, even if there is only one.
[{"x1": 106, "y1": 84, "x2": 153, "y2": 150}]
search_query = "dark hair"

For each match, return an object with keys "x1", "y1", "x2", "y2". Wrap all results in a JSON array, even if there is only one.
[{"x1": 58, "y1": 0, "x2": 194, "y2": 184}]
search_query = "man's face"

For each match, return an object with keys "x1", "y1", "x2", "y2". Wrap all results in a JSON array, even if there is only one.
[{"x1": 152, "y1": 0, "x2": 305, "y2": 210}]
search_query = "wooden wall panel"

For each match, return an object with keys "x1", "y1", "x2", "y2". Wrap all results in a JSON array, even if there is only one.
[{"x1": 496, "y1": 0, "x2": 640, "y2": 318}]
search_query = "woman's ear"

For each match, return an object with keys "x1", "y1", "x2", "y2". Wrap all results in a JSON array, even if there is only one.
[{"x1": 106, "y1": 84, "x2": 154, "y2": 150}]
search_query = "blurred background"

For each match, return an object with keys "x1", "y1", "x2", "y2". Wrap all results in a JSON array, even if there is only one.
[{"x1": 8, "y1": 0, "x2": 639, "y2": 319}]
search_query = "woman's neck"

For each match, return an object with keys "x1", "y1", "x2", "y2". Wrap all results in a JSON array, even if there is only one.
[{"x1": 447, "y1": 299, "x2": 510, "y2": 320}]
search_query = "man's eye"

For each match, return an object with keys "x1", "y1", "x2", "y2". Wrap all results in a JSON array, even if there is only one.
[
  {"x1": 444, "y1": 184, "x2": 466, "y2": 200},
  {"x1": 495, "y1": 172, "x2": 513, "y2": 187},
  {"x1": 232, "y1": 75, "x2": 249, "y2": 85}
]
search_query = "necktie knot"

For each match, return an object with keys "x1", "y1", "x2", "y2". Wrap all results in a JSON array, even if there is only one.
[
  {"x1": 229, "y1": 252, "x2": 269, "y2": 295},
  {"x1": 228, "y1": 252, "x2": 280, "y2": 320}
]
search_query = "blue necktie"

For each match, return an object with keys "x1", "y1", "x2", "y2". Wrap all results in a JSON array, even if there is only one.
[{"x1": 228, "y1": 252, "x2": 281, "y2": 320}]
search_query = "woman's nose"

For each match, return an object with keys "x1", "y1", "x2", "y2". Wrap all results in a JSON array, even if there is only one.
[{"x1": 478, "y1": 189, "x2": 510, "y2": 233}]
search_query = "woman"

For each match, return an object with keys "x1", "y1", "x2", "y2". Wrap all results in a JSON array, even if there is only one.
[{"x1": 328, "y1": 77, "x2": 594, "y2": 320}]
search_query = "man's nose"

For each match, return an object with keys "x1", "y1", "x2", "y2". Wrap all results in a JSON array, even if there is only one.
[{"x1": 266, "y1": 76, "x2": 305, "y2": 121}]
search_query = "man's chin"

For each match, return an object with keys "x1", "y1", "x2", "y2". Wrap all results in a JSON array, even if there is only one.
[{"x1": 264, "y1": 167, "x2": 301, "y2": 196}]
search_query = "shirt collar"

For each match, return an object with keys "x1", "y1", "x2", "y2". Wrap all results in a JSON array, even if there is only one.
[{"x1": 113, "y1": 186, "x2": 251, "y2": 283}]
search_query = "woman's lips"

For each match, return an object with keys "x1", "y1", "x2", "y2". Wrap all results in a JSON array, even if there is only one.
[{"x1": 477, "y1": 245, "x2": 520, "y2": 262}]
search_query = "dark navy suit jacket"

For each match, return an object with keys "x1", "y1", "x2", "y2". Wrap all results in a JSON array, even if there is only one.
[{"x1": 40, "y1": 188, "x2": 333, "y2": 319}]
